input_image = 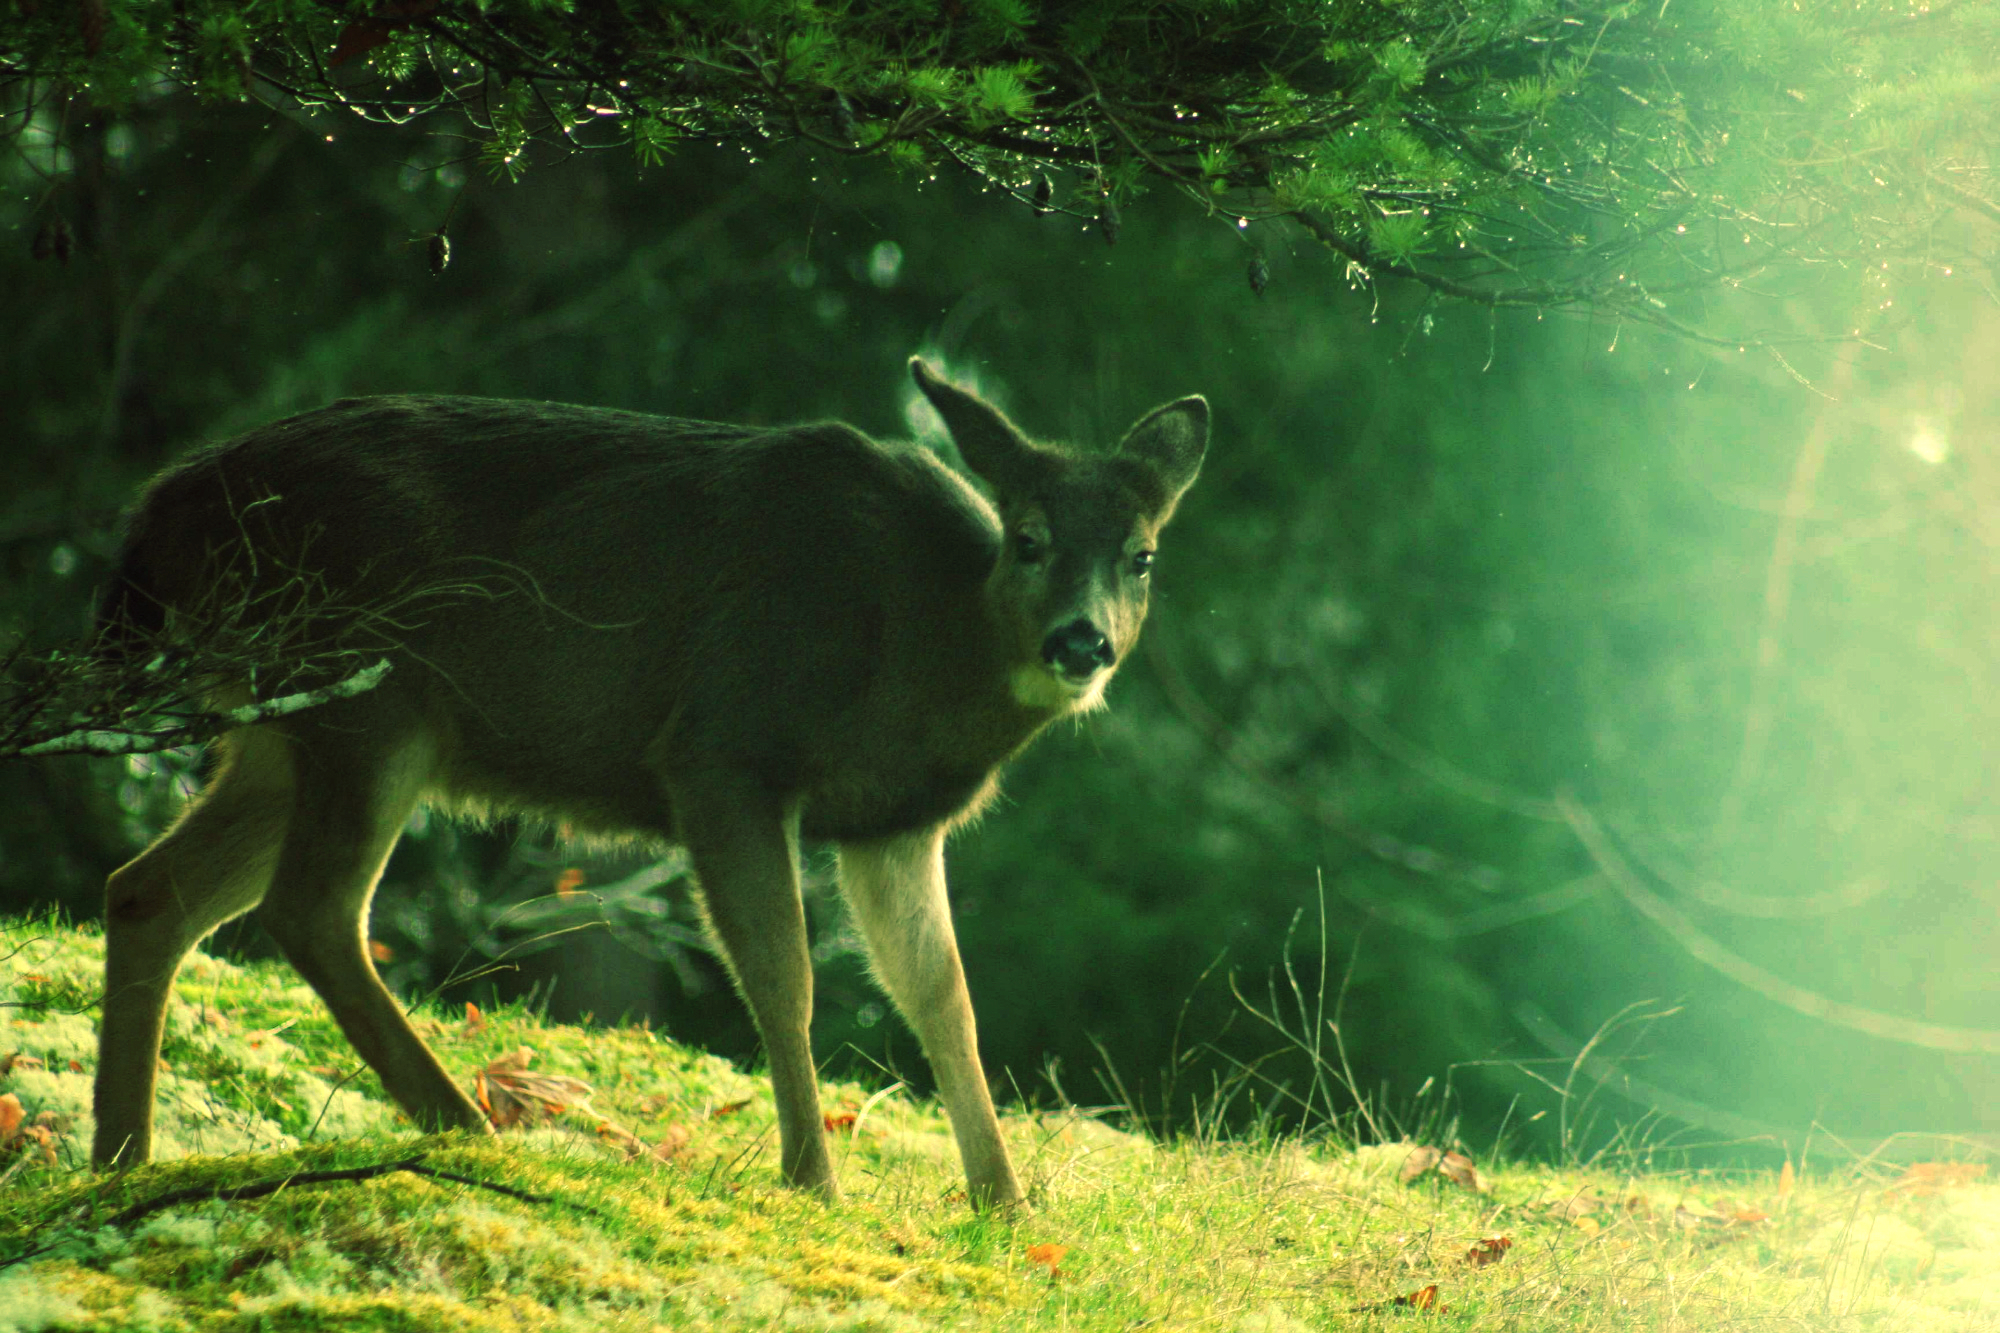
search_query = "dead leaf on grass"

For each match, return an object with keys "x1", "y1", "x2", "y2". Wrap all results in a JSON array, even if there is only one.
[
  {"x1": 1357, "y1": 1284, "x2": 1447, "y2": 1314},
  {"x1": 1401, "y1": 1144, "x2": 1487, "y2": 1193},
  {"x1": 596, "y1": 1120, "x2": 690, "y2": 1162},
  {"x1": 473, "y1": 1048, "x2": 593, "y2": 1129},
  {"x1": 1545, "y1": 1190, "x2": 1605, "y2": 1221},
  {"x1": 710, "y1": 1097, "x2": 752, "y2": 1119},
  {"x1": 1888, "y1": 1162, "x2": 1986, "y2": 1198},
  {"x1": 1673, "y1": 1201, "x2": 1728, "y2": 1230},
  {"x1": 1439, "y1": 1151, "x2": 1487, "y2": 1193},
  {"x1": 1024, "y1": 1243, "x2": 1067, "y2": 1278},
  {"x1": 1400, "y1": 1145, "x2": 1443, "y2": 1182},
  {"x1": 0, "y1": 1093, "x2": 64, "y2": 1175}
]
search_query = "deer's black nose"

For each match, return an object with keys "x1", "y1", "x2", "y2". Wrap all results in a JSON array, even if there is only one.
[{"x1": 1042, "y1": 619, "x2": 1114, "y2": 679}]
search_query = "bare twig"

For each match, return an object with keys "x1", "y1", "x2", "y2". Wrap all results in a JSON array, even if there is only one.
[
  {"x1": 14, "y1": 658, "x2": 392, "y2": 758},
  {"x1": 0, "y1": 1155, "x2": 606, "y2": 1273}
]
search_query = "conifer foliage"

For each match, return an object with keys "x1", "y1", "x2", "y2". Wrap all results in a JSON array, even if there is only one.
[{"x1": 5, "y1": 1, "x2": 1997, "y2": 333}]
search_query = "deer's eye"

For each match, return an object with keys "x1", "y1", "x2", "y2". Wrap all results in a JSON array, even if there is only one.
[
  {"x1": 1016, "y1": 532, "x2": 1047, "y2": 564},
  {"x1": 1132, "y1": 550, "x2": 1155, "y2": 577}
]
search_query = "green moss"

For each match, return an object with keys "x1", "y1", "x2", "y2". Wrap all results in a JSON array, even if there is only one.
[{"x1": 5, "y1": 916, "x2": 1999, "y2": 1331}]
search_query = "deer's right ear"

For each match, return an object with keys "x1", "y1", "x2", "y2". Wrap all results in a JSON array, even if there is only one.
[{"x1": 910, "y1": 359, "x2": 1036, "y2": 491}]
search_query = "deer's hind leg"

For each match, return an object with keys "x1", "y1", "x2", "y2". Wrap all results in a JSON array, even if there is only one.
[
  {"x1": 257, "y1": 732, "x2": 487, "y2": 1136},
  {"x1": 95, "y1": 728, "x2": 295, "y2": 1168}
]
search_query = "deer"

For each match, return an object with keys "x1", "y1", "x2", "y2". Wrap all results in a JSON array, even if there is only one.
[{"x1": 88, "y1": 357, "x2": 1208, "y2": 1209}]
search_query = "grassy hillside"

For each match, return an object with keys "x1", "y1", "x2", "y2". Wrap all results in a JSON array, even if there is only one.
[{"x1": 1, "y1": 916, "x2": 1995, "y2": 1332}]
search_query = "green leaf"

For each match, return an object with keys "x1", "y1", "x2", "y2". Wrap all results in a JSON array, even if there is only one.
[
  {"x1": 782, "y1": 27, "x2": 834, "y2": 80},
  {"x1": 968, "y1": 0, "x2": 1035, "y2": 36},
  {"x1": 970, "y1": 65, "x2": 1034, "y2": 123},
  {"x1": 1198, "y1": 145, "x2": 1237, "y2": 192},
  {"x1": 1502, "y1": 76, "x2": 1557, "y2": 117},
  {"x1": 631, "y1": 116, "x2": 681, "y2": 169},
  {"x1": 904, "y1": 66, "x2": 958, "y2": 107},
  {"x1": 1375, "y1": 42, "x2": 1426, "y2": 93},
  {"x1": 1274, "y1": 165, "x2": 1362, "y2": 215},
  {"x1": 1367, "y1": 213, "x2": 1431, "y2": 264}
]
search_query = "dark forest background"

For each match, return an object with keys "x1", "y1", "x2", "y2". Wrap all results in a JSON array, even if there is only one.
[{"x1": 7, "y1": 93, "x2": 2000, "y2": 1162}]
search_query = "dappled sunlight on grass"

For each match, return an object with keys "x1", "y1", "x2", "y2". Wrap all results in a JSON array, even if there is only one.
[{"x1": 2, "y1": 915, "x2": 1995, "y2": 1331}]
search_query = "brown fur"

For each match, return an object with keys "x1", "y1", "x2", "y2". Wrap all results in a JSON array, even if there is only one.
[{"x1": 90, "y1": 358, "x2": 1207, "y2": 1208}]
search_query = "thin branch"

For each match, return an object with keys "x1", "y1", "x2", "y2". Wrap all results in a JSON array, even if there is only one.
[
  {"x1": 14, "y1": 658, "x2": 393, "y2": 759},
  {"x1": 0, "y1": 1156, "x2": 605, "y2": 1273}
]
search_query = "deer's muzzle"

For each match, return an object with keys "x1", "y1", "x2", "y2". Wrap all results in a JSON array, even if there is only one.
[{"x1": 1041, "y1": 619, "x2": 1114, "y2": 681}]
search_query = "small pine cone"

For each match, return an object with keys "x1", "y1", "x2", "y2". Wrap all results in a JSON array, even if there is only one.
[{"x1": 1097, "y1": 198, "x2": 1121, "y2": 246}]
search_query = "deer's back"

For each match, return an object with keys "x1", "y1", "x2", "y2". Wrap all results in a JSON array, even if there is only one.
[{"x1": 123, "y1": 395, "x2": 1019, "y2": 840}]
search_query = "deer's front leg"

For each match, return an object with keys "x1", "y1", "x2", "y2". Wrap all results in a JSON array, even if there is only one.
[
  {"x1": 673, "y1": 775, "x2": 835, "y2": 1198},
  {"x1": 839, "y1": 827, "x2": 1024, "y2": 1210}
]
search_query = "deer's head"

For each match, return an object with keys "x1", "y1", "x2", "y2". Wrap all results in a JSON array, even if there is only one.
[{"x1": 912, "y1": 358, "x2": 1208, "y2": 714}]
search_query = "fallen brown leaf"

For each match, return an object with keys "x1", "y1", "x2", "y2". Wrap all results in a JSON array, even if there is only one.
[
  {"x1": 1673, "y1": 1201, "x2": 1726, "y2": 1230},
  {"x1": 1024, "y1": 1243, "x2": 1067, "y2": 1278},
  {"x1": 0, "y1": 1095, "x2": 63, "y2": 1172},
  {"x1": 474, "y1": 1048, "x2": 592, "y2": 1129},
  {"x1": 1357, "y1": 1284, "x2": 1448, "y2": 1314},
  {"x1": 596, "y1": 1120, "x2": 691, "y2": 1163},
  {"x1": 1399, "y1": 1145, "x2": 1443, "y2": 1183},
  {"x1": 1400, "y1": 1144, "x2": 1486, "y2": 1192},
  {"x1": 1888, "y1": 1162, "x2": 1986, "y2": 1198},
  {"x1": 1438, "y1": 1151, "x2": 1487, "y2": 1193},
  {"x1": 1545, "y1": 1190, "x2": 1605, "y2": 1221}
]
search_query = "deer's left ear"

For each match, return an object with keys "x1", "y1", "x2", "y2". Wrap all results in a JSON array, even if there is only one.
[{"x1": 1117, "y1": 396, "x2": 1209, "y2": 512}]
